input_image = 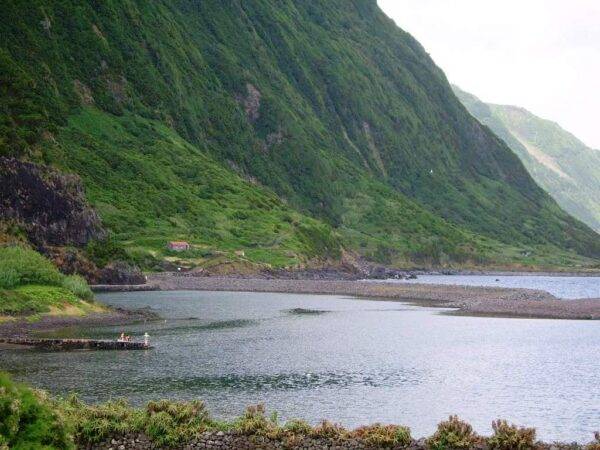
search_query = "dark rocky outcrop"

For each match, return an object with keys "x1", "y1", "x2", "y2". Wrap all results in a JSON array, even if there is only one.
[
  {"x1": 0, "y1": 157, "x2": 104, "y2": 247},
  {"x1": 45, "y1": 246, "x2": 102, "y2": 281},
  {"x1": 98, "y1": 261, "x2": 146, "y2": 285}
]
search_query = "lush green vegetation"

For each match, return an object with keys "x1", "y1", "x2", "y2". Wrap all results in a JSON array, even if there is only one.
[
  {"x1": 0, "y1": 373, "x2": 74, "y2": 450},
  {"x1": 53, "y1": 108, "x2": 341, "y2": 269},
  {"x1": 454, "y1": 86, "x2": 600, "y2": 234},
  {"x1": 2, "y1": 373, "x2": 600, "y2": 449},
  {"x1": 0, "y1": 0, "x2": 598, "y2": 269},
  {"x1": 0, "y1": 246, "x2": 64, "y2": 289},
  {"x1": 0, "y1": 246, "x2": 94, "y2": 316}
]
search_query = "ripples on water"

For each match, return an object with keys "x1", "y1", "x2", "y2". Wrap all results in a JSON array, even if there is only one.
[
  {"x1": 143, "y1": 369, "x2": 421, "y2": 393},
  {"x1": 2, "y1": 290, "x2": 600, "y2": 442}
]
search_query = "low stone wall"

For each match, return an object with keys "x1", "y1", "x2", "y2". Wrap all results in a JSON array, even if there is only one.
[
  {"x1": 85, "y1": 431, "x2": 425, "y2": 450},
  {"x1": 81, "y1": 431, "x2": 585, "y2": 450},
  {"x1": 90, "y1": 284, "x2": 159, "y2": 292}
]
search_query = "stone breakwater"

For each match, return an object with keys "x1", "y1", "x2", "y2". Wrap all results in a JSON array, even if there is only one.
[
  {"x1": 0, "y1": 337, "x2": 150, "y2": 351},
  {"x1": 90, "y1": 283, "x2": 160, "y2": 292},
  {"x1": 85, "y1": 432, "x2": 587, "y2": 450},
  {"x1": 149, "y1": 275, "x2": 600, "y2": 320}
]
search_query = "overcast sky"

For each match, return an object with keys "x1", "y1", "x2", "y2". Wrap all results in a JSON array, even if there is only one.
[{"x1": 378, "y1": 0, "x2": 600, "y2": 149}]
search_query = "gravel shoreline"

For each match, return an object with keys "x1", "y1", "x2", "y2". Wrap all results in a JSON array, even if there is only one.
[
  {"x1": 3, "y1": 275, "x2": 597, "y2": 339},
  {"x1": 149, "y1": 274, "x2": 600, "y2": 320}
]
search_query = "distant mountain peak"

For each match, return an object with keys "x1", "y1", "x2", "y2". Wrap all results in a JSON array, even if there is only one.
[{"x1": 454, "y1": 85, "x2": 600, "y2": 233}]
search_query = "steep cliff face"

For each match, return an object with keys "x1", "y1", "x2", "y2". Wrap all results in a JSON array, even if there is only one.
[
  {"x1": 0, "y1": 0, "x2": 598, "y2": 266},
  {"x1": 0, "y1": 157, "x2": 104, "y2": 247},
  {"x1": 454, "y1": 86, "x2": 600, "y2": 234}
]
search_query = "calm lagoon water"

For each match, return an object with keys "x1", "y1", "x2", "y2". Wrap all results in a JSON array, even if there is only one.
[
  {"x1": 2, "y1": 289, "x2": 600, "y2": 442},
  {"x1": 396, "y1": 274, "x2": 600, "y2": 299}
]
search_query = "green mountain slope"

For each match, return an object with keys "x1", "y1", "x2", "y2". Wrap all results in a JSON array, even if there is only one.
[
  {"x1": 1, "y1": 0, "x2": 599, "y2": 269},
  {"x1": 454, "y1": 86, "x2": 600, "y2": 233}
]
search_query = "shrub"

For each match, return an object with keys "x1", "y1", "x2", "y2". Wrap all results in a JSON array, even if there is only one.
[
  {"x1": 488, "y1": 419, "x2": 536, "y2": 449},
  {"x1": 283, "y1": 418, "x2": 313, "y2": 435},
  {"x1": 62, "y1": 275, "x2": 93, "y2": 300},
  {"x1": 352, "y1": 424, "x2": 412, "y2": 448},
  {"x1": 0, "y1": 372, "x2": 74, "y2": 449},
  {"x1": 586, "y1": 432, "x2": 600, "y2": 450},
  {"x1": 310, "y1": 420, "x2": 346, "y2": 440},
  {"x1": 234, "y1": 404, "x2": 280, "y2": 438},
  {"x1": 86, "y1": 238, "x2": 130, "y2": 268},
  {"x1": 145, "y1": 411, "x2": 178, "y2": 446},
  {"x1": 145, "y1": 399, "x2": 211, "y2": 446},
  {"x1": 62, "y1": 396, "x2": 143, "y2": 444},
  {"x1": 0, "y1": 246, "x2": 63, "y2": 289},
  {"x1": 426, "y1": 415, "x2": 482, "y2": 449}
]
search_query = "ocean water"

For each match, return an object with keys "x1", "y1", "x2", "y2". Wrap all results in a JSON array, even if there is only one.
[{"x1": 2, "y1": 290, "x2": 600, "y2": 442}]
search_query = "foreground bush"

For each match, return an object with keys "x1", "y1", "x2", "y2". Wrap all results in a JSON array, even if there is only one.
[
  {"x1": 586, "y1": 432, "x2": 600, "y2": 450},
  {"x1": 427, "y1": 415, "x2": 482, "y2": 449},
  {"x1": 0, "y1": 373, "x2": 74, "y2": 449},
  {"x1": 145, "y1": 399, "x2": 213, "y2": 446},
  {"x1": 488, "y1": 419, "x2": 536, "y2": 449},
  {"x1": 63, "y1": 396, "x2": 215, "y2": 447},
  {"x1": 61, "y1": 396, "x2": 144, "y2": 444},
  {"x1": 352, "y1": 423, "x2": 412, "y2": 448},
  {"x1": 310, "y1": 419, "x2": 346, "y2": 440},
  {"x1": 233, "y1": 404, "x2": 281, "y2": 439}
]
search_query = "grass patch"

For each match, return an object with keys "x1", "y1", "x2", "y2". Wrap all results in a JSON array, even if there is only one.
[
  {"x1": 0, "y1": 246, "x2": 63, "y2": 290},
  {"x1": 61, "y1": 275, "x2": 93, "y2": 301},
  {"x1": 0, "y1": 246, "x2": 96, "y2": 318},
  {"x1": 0, "y1": 285, "x2": 88, "y2": 317}
]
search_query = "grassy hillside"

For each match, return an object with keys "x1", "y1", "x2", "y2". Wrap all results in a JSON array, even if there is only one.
[
  {"x1": 50, "y1": 108, "x2": 342, "y2": 269},
  {"x1": 1, "y1": 0, "x2": 599, "y2": 269},
  {"x1": 454, "y1": 86, "x2": 600, "y2": 233},
  {"x1": 0, "y1": 246, "x2": 100, "y2": 319}
]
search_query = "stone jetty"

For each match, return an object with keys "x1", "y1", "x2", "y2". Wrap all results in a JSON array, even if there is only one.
[
  {"x1": 0, "y1": 337, "x2": 151, "y2": 351},
  {"x1": 90, "y1": 283, "x2": 159, "y2": 292}
]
